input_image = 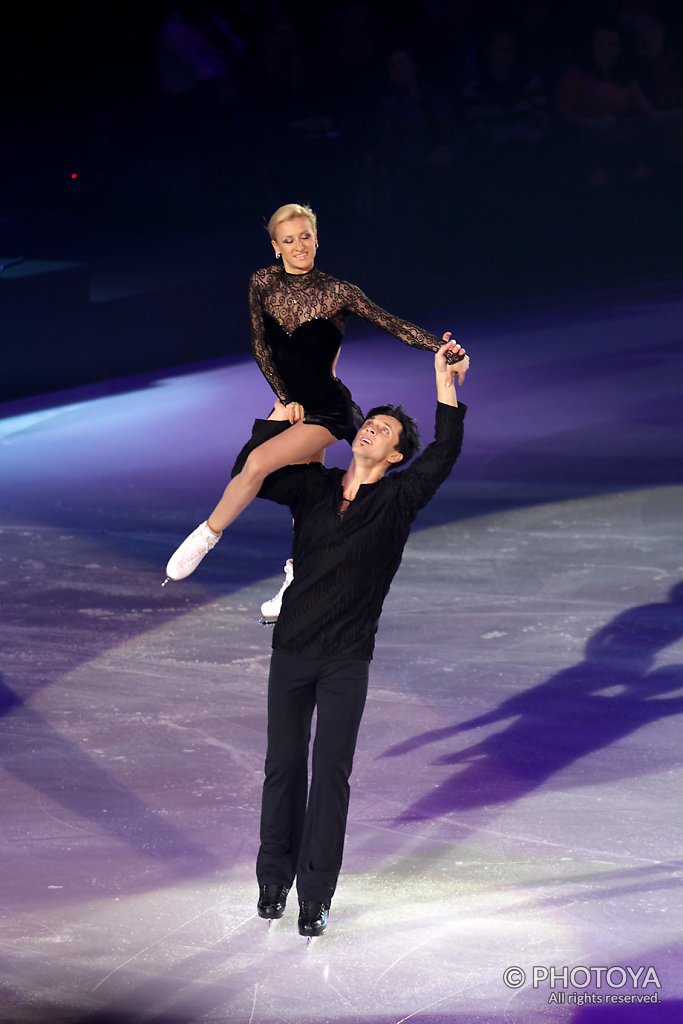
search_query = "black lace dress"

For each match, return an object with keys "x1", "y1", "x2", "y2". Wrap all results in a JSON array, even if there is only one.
[{"x1": 248, "y1": 265, "x2": 446, "y2": 444}]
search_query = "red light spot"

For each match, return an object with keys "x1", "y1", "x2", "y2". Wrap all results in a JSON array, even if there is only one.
[{"x1": 71, "y1": 173, "x2": 78, "y2": 179}]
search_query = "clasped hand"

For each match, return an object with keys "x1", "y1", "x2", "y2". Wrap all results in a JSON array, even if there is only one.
[{"x1": 437, "y1": 332, "x2": 469, "y2": 387}]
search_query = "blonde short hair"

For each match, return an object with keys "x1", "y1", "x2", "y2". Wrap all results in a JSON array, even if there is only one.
[{"x1": 267, "y1": 203, "x2": 317, "y2": 239}]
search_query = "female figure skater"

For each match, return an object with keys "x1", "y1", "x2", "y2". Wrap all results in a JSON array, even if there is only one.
[{"x1": 164, "y1": 202, "x2": 461, "y2": 583}]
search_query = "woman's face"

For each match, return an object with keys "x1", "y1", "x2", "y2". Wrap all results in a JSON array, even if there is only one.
[{"x1": 272, "y1": 216, "x2": 318, "y2": 274}]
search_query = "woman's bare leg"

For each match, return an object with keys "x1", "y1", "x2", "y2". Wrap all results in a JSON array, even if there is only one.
[
  {"x1": 207, "y1": 421, "x2": 336, "y2": 533},
  {"x1": 266, "y1": 406, "x2": 326, "y2": 464},
  {"x1": 163, "y1": 421, "x2": 336, "y2": 584}
]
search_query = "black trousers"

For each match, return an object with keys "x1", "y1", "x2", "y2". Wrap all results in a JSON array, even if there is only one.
[{"x1": 256, "y1": 650, "x2": 369, "y2": 906}]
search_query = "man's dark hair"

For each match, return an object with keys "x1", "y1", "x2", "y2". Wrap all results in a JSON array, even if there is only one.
[{"x1": 366, "y1": 404, "x2": 421, "y2": 469}]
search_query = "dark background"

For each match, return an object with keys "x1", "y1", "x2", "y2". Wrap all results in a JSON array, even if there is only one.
[{"x1": 2, "y1": 0, "x2": 682, "y2": 401}]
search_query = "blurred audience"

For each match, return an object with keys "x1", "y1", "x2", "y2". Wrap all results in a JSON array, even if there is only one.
[
  {"x1": 156, "y1": 4, "x2": 245, "y2": 101},
  {"x1": 8, "y1": 0, "x2": 683, "y2": 255},
  {"x1": 371, "y1": 47, "x2": 460, "y2": 194},
  {"x1": 511, "y1": 0, "x2": 568, "y2": 92},
  {"x1": 155, "y1": 2, "x2": 246, "y2": 150},
  {"x1": 461, "y1": 21, "x2": 552, "y2": 183},
  {"x1": 240, "y1": 7, "x2": 338, "y2": 206},
  {"x1": 145, "y1": 0, "x2": 683, "y2": 195},
  {"x1": 389, "y1": 0, "x2": 475, "y2": 96},
  {"x1": 318, "y1": 2, "x2": 385, "y2": 147},
  {"x1": 244, "y1": 8, "x2": 334, "y2": 141},
  {"x1": 555, "y1": 23, "x2": 659, "y2": 186},
  {"x1": 631, "y1": 10, "x2": 683, "y2": 164}
]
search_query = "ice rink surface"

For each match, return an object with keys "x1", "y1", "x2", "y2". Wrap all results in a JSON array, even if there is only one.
[{"x1": 1, "y1": 281, "x2": 682, "y2": 1023}]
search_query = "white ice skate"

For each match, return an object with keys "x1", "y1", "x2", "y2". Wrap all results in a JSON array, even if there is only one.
[
  {"x1": 259, "y1": 559, "x2": 294, "y2": 622},
  {"x1": 162, "y1": 521, "x2": 221, "y2": 585}
]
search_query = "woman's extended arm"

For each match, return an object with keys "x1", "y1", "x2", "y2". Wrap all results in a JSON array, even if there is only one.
[{"x1": 338, "y1": 279, "x2": 446, "y2": 354}]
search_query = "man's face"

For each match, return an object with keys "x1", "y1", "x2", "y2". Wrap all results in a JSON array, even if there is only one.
[{"x1": 352, "y1": 414, "x2": 404, "y2": 467}]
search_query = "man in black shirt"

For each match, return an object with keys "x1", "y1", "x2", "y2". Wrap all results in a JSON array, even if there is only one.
[{"x1": 233, "y1": 336, "x2": 469, "y2": 937}]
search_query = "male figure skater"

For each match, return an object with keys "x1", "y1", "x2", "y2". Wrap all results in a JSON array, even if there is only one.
[{"x1": 232, "y1": 336, "x2": 469, "y2": 937}]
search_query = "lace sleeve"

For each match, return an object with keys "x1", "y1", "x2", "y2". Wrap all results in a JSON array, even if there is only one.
[
  {"x1": 248, "y1": 271, "x2": 290, "y2": 402},
  {"x1": 339, "y1": 280, "x2": 444, "y2": 353}
]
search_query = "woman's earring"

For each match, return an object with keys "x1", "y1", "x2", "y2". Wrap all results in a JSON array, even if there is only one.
[{"x1": 275, "y1": 252, "x2": 281, "y2": 259}]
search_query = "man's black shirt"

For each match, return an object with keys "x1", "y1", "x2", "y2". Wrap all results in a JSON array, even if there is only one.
[{"x1": 233, "y1": 402, "x2": 466, "y2": 660}]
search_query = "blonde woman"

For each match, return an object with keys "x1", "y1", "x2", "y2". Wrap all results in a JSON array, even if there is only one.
[{"x1": 164, "y1": 202, "x2": 462, "y2": 583}]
